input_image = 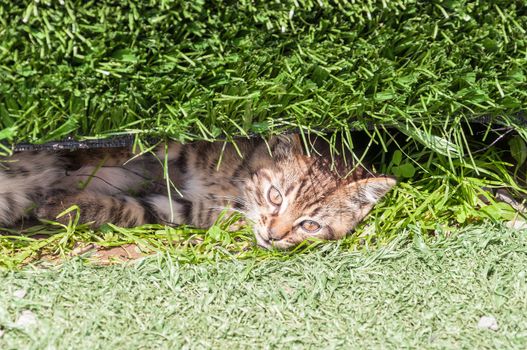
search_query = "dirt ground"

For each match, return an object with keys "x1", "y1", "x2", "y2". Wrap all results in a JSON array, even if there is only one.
[{"x1": 68, "y1": 243, "x2": 150, "y2": 265}]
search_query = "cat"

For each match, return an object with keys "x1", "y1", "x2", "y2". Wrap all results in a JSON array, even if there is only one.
[{"x1": 0, "y1": 135, "x2": 396, "y2": 249}]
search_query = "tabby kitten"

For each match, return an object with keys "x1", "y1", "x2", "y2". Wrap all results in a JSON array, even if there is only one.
[{"x1": 0, "y1": 135, "x2": 395, "y2": 249}]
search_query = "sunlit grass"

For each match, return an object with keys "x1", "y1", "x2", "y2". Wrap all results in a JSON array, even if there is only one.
[
  {"x1": 1, "y1": 1, "x2": 527, "y2": 267},
  {"x1": 2, "y1": 224, "x2": 527, "y2": 348},
  {"x1": 1, "y1": 1, "x2": 526, "y2": 145}
]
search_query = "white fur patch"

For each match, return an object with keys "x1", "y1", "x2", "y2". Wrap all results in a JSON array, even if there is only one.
[
  {"x1": 61, "y1": 166, "x2": 147, "y2": 195},
  {"x1": 145, "y1": 194, "x2": 186, "y2": 224}
]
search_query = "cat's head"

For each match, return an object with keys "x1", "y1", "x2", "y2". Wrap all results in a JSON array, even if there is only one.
[{"x1": 243, "y1": 136, "x2": 396, "y2": 249}]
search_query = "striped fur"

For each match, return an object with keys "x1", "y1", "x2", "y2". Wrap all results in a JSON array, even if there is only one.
[{"x1": 0, "y1": 136, "x2": 396, "y2": 249}]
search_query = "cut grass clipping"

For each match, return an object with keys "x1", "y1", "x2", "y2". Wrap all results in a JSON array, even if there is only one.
[{"x1": 1, "y1": 1, "x2": 527, "y2": 266}]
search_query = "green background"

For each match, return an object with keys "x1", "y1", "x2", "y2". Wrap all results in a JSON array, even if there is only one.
[{"x1": 1, "y1": 0, "x2": 526, "y2": 144}]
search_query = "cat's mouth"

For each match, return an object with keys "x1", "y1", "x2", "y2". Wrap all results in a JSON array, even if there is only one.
[
  {"x1": 254, "y1": 231, "x2": 273, "y2": 249},
  {"x1": 254, "y1": 230, "x2": 294, "y2": 250}
]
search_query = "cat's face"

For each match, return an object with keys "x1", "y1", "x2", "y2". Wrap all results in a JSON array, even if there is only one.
[{"x1": 243, "y1": 148, "x2": 396, "y2": 250}]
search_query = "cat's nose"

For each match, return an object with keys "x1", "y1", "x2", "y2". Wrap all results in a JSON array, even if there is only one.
[{"x1": 267, "y1": 228, "x2": 288, "y2": 241}]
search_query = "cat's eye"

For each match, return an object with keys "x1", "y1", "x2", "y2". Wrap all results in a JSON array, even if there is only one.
[
  {"x1": 300, "y1": 220, "x2": 321, "y2": 233},
  {"x1": 267, "y1": 186, "x2": 283, "y2": 206}
]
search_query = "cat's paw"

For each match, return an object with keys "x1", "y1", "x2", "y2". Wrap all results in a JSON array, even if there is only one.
[
  {"x1": 228, "y1": 219, "x2": 247, "y2": 232},
  {"x1": 36, "y1": 191, "x2": 79, "y2": 224}
]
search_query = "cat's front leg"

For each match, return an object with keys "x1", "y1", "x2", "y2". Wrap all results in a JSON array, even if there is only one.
[{"x1": 142, "y1": 194, "x2": 194, "y2": 226}]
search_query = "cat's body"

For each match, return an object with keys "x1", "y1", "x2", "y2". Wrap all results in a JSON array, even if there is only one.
[{"x1": 0, "y1": 135, "x2": 395, "y2": 249}]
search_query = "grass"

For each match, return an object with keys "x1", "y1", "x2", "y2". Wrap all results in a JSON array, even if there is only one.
[
  {"x1": 2, "y1": 1, "x2": 527, "y2": 266},
  {"x1": 1, "y1": 1, "x2": 526, "y2": 145},
  {"x1": 1, "y1": 3, "x2": 526, "y2": 346},
  {"x1": 0, "y1": 9, "x2": 527, "y2": 341},
  {"x1": 1, "y1": 223, "x2": 526, "y2": 349}
]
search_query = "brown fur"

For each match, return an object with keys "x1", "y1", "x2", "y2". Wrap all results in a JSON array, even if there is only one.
[{"x1": 0, "y1": 135, "x2": 396, "y2": 249}]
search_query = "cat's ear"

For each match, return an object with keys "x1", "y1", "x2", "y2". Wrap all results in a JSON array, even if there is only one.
[
  {"x1": 269, "y1": 135, "x2": 304, "y2": 159},
  {"x1": 348, "y1": 176, "x2": 397, "y2": 206}
]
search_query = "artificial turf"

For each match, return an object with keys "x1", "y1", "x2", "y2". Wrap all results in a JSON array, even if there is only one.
[
  {"x1": 1, "y1": 0, "x2": 526, "y2": 145},
  {"x1": 0, "y1": 0, "x2": 526, "y2": 277},
  {"x1": 0, "y1": 223, "x2": 526, "y2": 349}
]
